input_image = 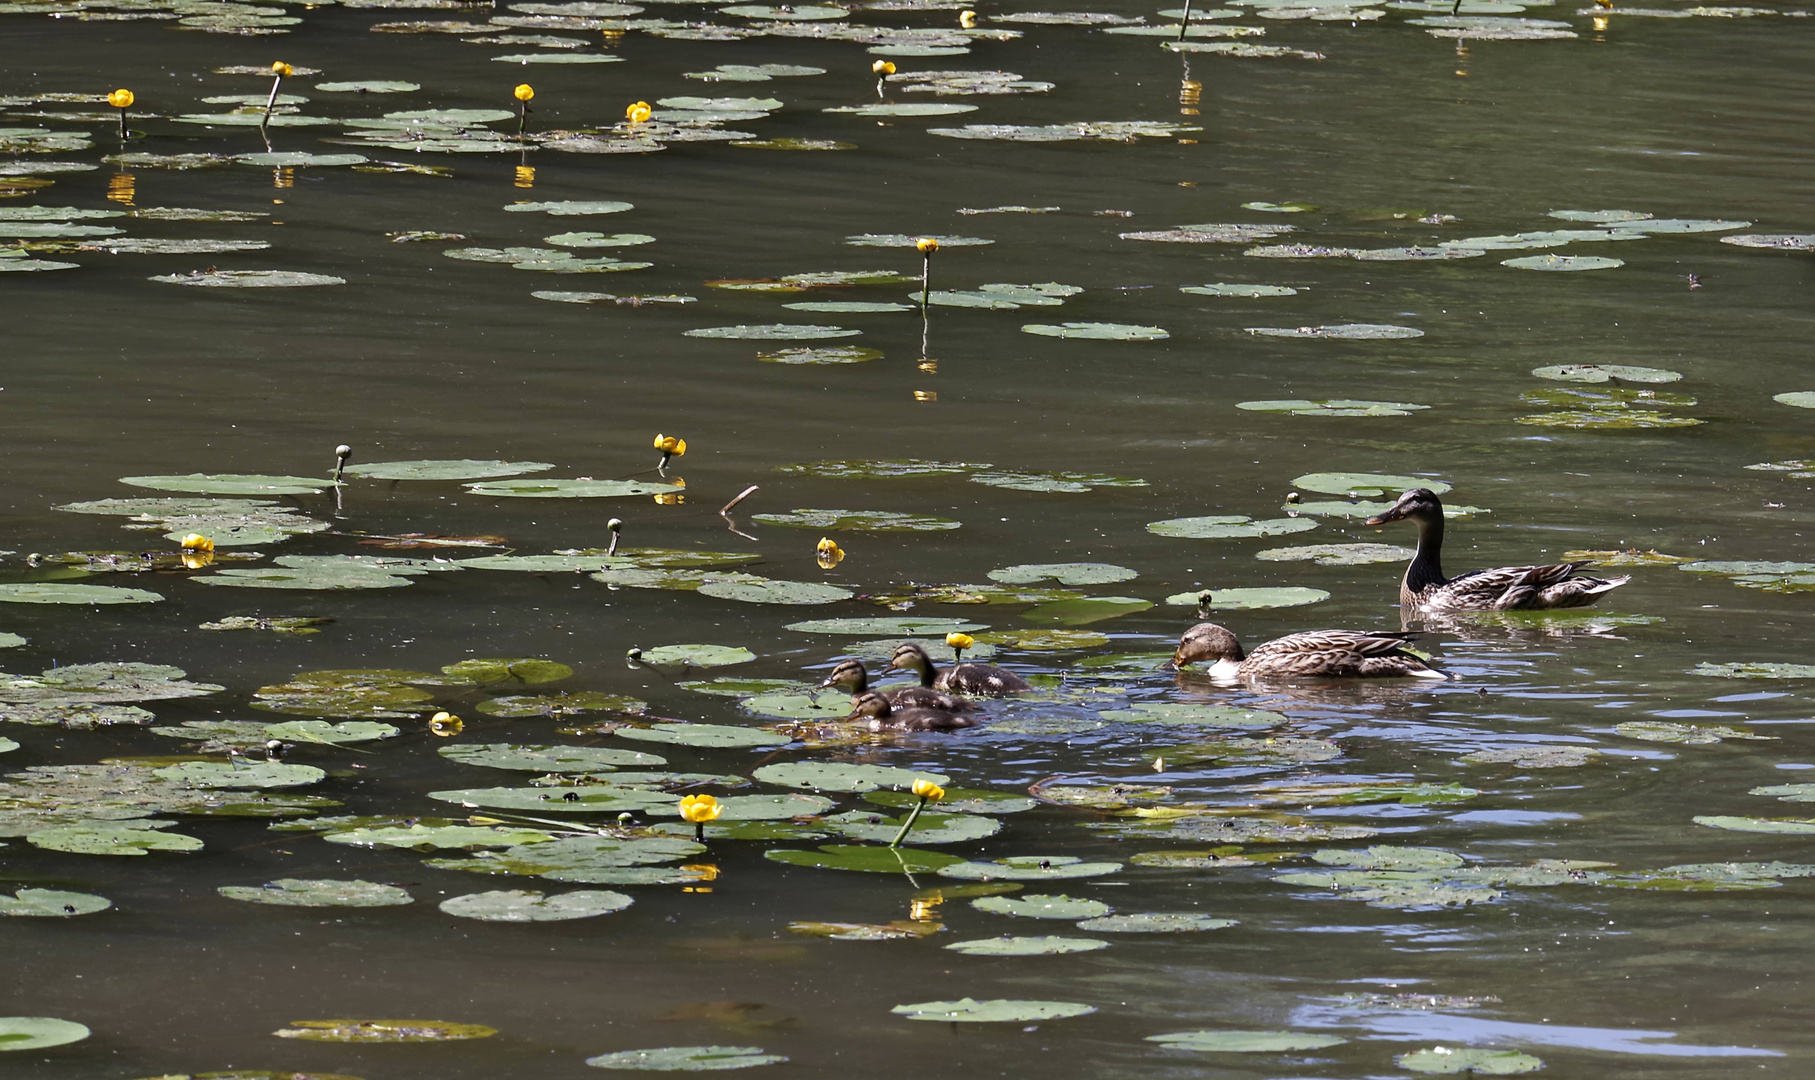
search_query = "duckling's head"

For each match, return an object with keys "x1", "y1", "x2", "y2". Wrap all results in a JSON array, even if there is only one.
[
  {"x1": 1172, "y1": 622, "x2": 1245, "y2": 668},
  {"x1": 819, "y1": 659, "x2": 867, "y2": 692},
  {"x1": 846, "y1": 689, "x2": 892, "y2": 721},
  {"x1": 886, "y1": 642, "x2": 933, "y2": 675},
  {"x1": 1364, "y1": 487, "x2": 1444, "y2": 527}
]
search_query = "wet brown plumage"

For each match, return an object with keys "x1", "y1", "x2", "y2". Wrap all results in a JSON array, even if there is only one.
[
  {"x1": 818, "y1": 659, "x2": 973, "y2": 712},
  {"x1": 846, "y1": 689, "x2": 975, "y2": 732},
  {"x1": 1172, "y1": 622, "x2": 1445, "y2": 680},
  {"x1": 887, "y1": 642, "x2": 1031, "y2": 695}
]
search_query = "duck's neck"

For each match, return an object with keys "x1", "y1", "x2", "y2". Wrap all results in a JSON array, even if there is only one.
[
  {"x1": 1404, "y1": 513, "x2": 1447, "y2": 594},
  {"x1": 916, "y1": 659, "x2": 938, "y2": 688}
]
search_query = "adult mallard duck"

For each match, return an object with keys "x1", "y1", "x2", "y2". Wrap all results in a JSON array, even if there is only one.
[
  {"x1": 1172, "y1": 622, "x2": 1445, "y2": 680},
  {"x1": 818, "y1": 659, "x2": 973, "y2": 712},
  {"x1": 847, "y1": 689, "x2": 975, "y2": 732},
  {"x1": 1365, "y1": 488, "x2": 1630, "y2": 612},
  {"x1": 887, "y1": 642, "x2": 1031, "y2": 695}
]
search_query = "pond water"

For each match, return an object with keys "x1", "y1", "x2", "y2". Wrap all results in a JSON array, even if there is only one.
[{"x1": 3, "y1": 0, "x2": 1815, "y2": 1076}]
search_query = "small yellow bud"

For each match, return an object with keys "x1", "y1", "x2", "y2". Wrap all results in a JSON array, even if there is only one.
[
  {"x1": 514, "y1": 83, "x2": 535, "y2": 102},
  {"x1": 108, "y1": 89, "x2": 134, "y2": 109},
  {"x1": 959, "y1": 9, "x2": 976, "y2": 27},
  {"x1": 871, "y1": 60, "x2": 896, "y2": 75},
  {"x1": 816, "y1": 537, "x2": 845, "y2": 569},
  {"x1": 653, "y1": 433, "x2": 686, "y2": 456},
  {"x1": 271, "y1": 61, "x2": 293, "y2": 78},
  {"x1": 911, "y1": 779, "x2": 946, "y2": 801},
  {"x1": 428, "y1": 711, "x2": 463, "y2": 737},
  {"x1": 679, "y1": 793, "x2": 723, "y2": 823},
  {"x1": 179, "y1": 533, "x2": 215, "y2": 553},
  {"x1": 626, "y1": 100, "x2": 652, "y2": 123},
  {"x1": 944, "y1": 631, "x2": 974, "y2": 651},
  {"x1": 915, "y1": 237, "x2": 939, "y2": 254}
]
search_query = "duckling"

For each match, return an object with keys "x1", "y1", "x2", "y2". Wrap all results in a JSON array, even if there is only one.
[
  {"x1": 1366, "y1": 488, "x2": 1629, "y2": 611},
  {"x1": 1173, "y1": 622, "x2": 1446, "y2": 681},
  {"x1": 887, "y1": 642, "x2": 1031, "y2": 695},
  {"x1": 847, "y1": 689, "x2": 975, "y2": 732},
  {"x1": 817, "y1": 659, "x2": 973, "y2": 712}
]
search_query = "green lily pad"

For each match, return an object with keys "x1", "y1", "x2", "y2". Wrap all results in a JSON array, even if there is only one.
[
  {"x1": 864, "y1": 788, "x2": 1037, "y2": 815},
  {"x1": 827, "y1": 102, "x2": 977, "y2": 117},
  {"x1": 199, "y1": 616, "x2": 333, "y2": 634},
  {"x1": 263, "y1": 721, "x2": 401, "y2": 746},
  {"x1": 345, "y1": 459, "x2": 557, "y2": 481},
  {"x1": 891, "y1": 999, "x2": 1096, "y2": 1022},
  {"x1": 441, "y1": 888, "x2": 632, "y2": 921},
  {"x1": 1021, "y1": 321, "x2": 1168, "y2": 340},
  {"x1": 617, "y1": 723, "x2": 793, "y2": 749},
  {"x1": 1691, "y1": 662, "x2": 1815, "y2": 679},
  {"x1": 316, "y1": 80, "x2": 422, "y2": 92},
  {"x1": 780, "y1": 300, "x2": 908, "y2": 313},
  {"x1": 1167, "y1": 586, "x2": 1332, "y2": 609},
  {"x1": 970, "y1": 470, "x2": 1146, "y2": 492},
  {"x1": 1503, "y1": 254, "x2": 1622, "y2": 271},
  {"x1": 440, "y1": 744, "x2": 665, "y2": 771},
  {"x1": 647, "y1": 793, "x2": 833, "y2": 820},
  {"x1": 466, "y1": 479, "x2": 682, "y2": 498},
  {"x1": 1396, "y1": 1048, "x2": 1544, "y2": 1075},
  {"x1": 696, "y1": 575, "x2": 855, "y2": 605},
  {"x1": 1694, "y1": 816, "x2": 1815, "y2": 834},
  {"x1": 0, "y1": 583, "x2": 163, "y2": 605},
  {"x1": 786, "y1": 617, "x2": 987, "y2": 635},
  {"x1": 751, "y1": 509, "x2": 960, "y2": 531},
  {"x1": 120, "y1": 473, "x2": 337, "y2": 496},
  {"x1": 0, "y1": 888, "x2": 111, "y2": 917},
  {"x1": 1293, "y1": 499, "x2": 1489, "y2": 518},
  {"x1": 972, "y1": 893, "x2": 1109, "y2": 919},
  {"x1": 1147, "y1": 515, "x2": 1319, "y2": 539},
  {"x1": 1615, "y1": 722, "x2": 1771, "y2": 744},
  {"x1": 252, "y1": 670, "x2": 435, "y2": 719},
  {"x1": 1237, "y1": 398, "x2": 1430, "y2": 416},
  {"x1": 505, "y1": 199, "x2": 634, "y2": 215},
  {"x1": 546, "y1": 233, "x2": 658, "y2": 248},
  {"x1": 0, "y1": 662, "x2": 223, "y2": 705},
  {"x1": 1076, "y1": 912, "x2": 1237, "y2": 932},
  {"x1": 1751, "y1": 785, "x2": 1815, "y2": 802},
  {"x1": 1460, "y1": 746, "x2": 1600, "y2": 768},
  {"x1": 0, "y1": 1017, "x2": 90, "y2": 1052},
  {"x1": 777, "y1": 458, "x2": 986, "y2": 479},
  {"x1": 1149, "y1": 1030, "x2": 1345, "y2": 1052},
  {"x1": 1532, "y1": 364, "x2": 1681, "y2": 383},
  {"x1": 479, "y1": 692, "x2": 649, "y2": 718},
  {"x1": 328, "y1": 823, "x2": 555, "y2": 850},
  {"x1": 218, "y1": 878, "x2": 414, "y2": 907},
  {"x1": 153, "y1": 761, "x2": 325, "y2": 789},
  {"x1": 1293, "y1": 472, "x2": 1449, "y2": 497},
  {"x1": 274, "y1": 1019, "x2": 497, "y2": 1042},
  {"x1": 685, "y1": 324, "x2": 861, "y2": 340},
  {"x1": 757, "y1": 346, "x2": 884, "y2": 365},
  {"x1": 1153, "y1": 736, "x2": 1341, "y2": 767},
  {"x1": 637, "y1": 645, "x2": 757, "y2": 667},
  {"x1": 151, "y1": 270, "x2": 347, "y2": 288},
  {"x1": 1253, "y1": 543, "x2": 1413, "y2": 566},
  {"x1": 988, "y1": 563, "x2": 1136, "y2": 586},
  {"x1": 1247, "y1": 323, "x2": 1425, "y2": 340},
  {"x1": 938, "y1": 855, "x2": 1121, "y2": 881},
  {"x1": 439, "y1": 658, "x2": 573, "y2": 685},
  {"x1": 27, "y1": 822, "x2": 204, "y2": 855},
  {"x1": 1314, "y1": 845, "x2": 1464, "y2": 870},
  {"x1": 943, "y1": 936, "x2": 1107, "y2": 955},
  {"x1": 681, "y1": 678, "x2": 810, "y2": 698},
  {"x1": 1021, "y1": 597, "x2": 1152, "y2": 625},
  {"x1": 1181, "y1": 282, "x2": 1299, "y2": 296},
  {"x1": 1101, "y1": 703, "x2": 1281, "y2": 726},
  {"x1": 765, "y1": 844, "x2": 965, "y2": 873},
  {"x1": 736, "y1": 693, "x2": 854, "y2": 721},
  {"x1": 1773, "y1": 392, "x2": 1815, "y2": 409},
  {"x1": 751, "y1": 762, "x2": 948, "y2": 793},
  {"x1": 585, "y1": 1045, "x2": 786, "y2": 1071},
  {"x1": 824, "y1": 810, "x2": 1001, "y2": 844},
  {"x1": 972, "y1": 629, "x2": 1109, "y2": 651},
  {"x1": 428, "y1": 785, "x2": 675, "y2": 814}
]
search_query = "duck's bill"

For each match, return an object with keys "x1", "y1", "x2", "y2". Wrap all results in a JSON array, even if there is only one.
[{"x1": 1364, "y1": 505, "x2": 1408, "y2": 526}]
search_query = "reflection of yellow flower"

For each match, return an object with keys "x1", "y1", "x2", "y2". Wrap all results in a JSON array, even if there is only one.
[
  {"x1": 916, "y1": 237, "x2": 939, "y2": 254},
  {"x1": 271, "y1": 61, "x2": 293, "y2": 77},
  {"x1": 871, "y1": 60, "x2": 896, "y2": 75},
  {"x1": 653, "y1": 434, "x2": 686, "y2": 456},
  {"x1": 428, "y1": 711, "x2": 463, "y2": 737},
  {"x1": 108, "y1": 89, "x2": 134, "y2": 109},
  {"x1": 180, "y1": 533, "x2": 215, "y2": 552},
  {"x1": 181, "y1": 551, "x2": 214, "y2": 570},
  {"x1": 514, "y1": 83, "x2": 535, "y2": 102},
  {"x1": 679, "y1": 794, "x2": 723, "y2": 823},
  {"x1": 909, "y1": 897, "x2": 940, "y2": 921},
  {"x1": 816, "y1": 537, "x2": 844, "y2": 568},
  {"x1": 911, "y1": 778, "x2": 946, "y2": 801},
  {"x1": 944, "y1": 631, "x2": 974, "y2": 651},
  {"x1": 626, "y1": 100, "x2": 652, "y2": 123},
  {"x1": 959, "y1": 9, "x2": 976, "y2": 27},
  {"x1": 680, "y1": 862, "x2": 721, "y2": 881}
]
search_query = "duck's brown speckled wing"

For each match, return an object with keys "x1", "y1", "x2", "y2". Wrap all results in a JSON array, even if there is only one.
[
  {"x1": 1240, "y1": 629, "x2": 1428, "y2": 678},
  {"x1": 1424, "y1": 562, "x2": 1629, "y2": 611},
  {"x1": 933, "y1": 663, "x2": 1031, "y2": 694},
  {"x1": 888, "y1": 686, "x2": 975, "y2": 711}
]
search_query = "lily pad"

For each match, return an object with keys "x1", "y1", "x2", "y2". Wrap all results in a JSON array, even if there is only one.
[
  {"x1": 0, "y1": 1017, "x2": 90, "y2": 1052},
  {"x1": 1502, "y1": 254, "x2": 1622, "y2": 271},
  {"x1": 765, "y1": 844, "x2": 964, "y2": 873},
  {"x1": 219, "y1": 878, "x2": 414, "y2": 907},
  {"x1": 637, "y1": 645, "x2": 757, "y2": 667},
  {"x1": 1692, "y1": 661, "x2": 1815, "y2": 679},
  {"x1": 1238, "y1": 398, "x2": 1430, "y2": 416},
  {"x1": 970, "y1": 470, "x2": 1146, "y2": 493},
  {"x1": 1396, "y1": 1048, "x2": 1544, "y2": 1075},
  {"x1": 0, "y1": 583, "x2": 162, "y2": 605},
  {"x1": 1075, "y1": 912, "x2": 1237, "y2": 932},
  {"x1": 972, "y1": 893, "x2": 1109, "y2": 919},
  {"x1": 328, "y1": 824, "x2": 554, "y2": 849},
  {"x1": 1615, "y1": 721, "x2": 1770, "y2": 744},
  {"x1": 120, "y1": 473, "x2": 336, "y2": 496},
  {"x1": 943, "y1": 936, "x2": 1107, "y2": 955},
  {"x1": 617, "y1": 723, "x2": 793, "y2": 748},
  {"x1": 274, "y1": 1019, "x2": 497, "y2": 1043},
  {"x1": 1774, "y1": 392, "x2": 1815, "y2": 410},
  {"x1": 263, "y1": 721, "x2": 400, "y2": 746},
  {"x1": 757, "y1": 346, "x2": 884, "y2": 365},
  {"x1": 686, "y1": 324, "x2": 860, "y2": 340},
  {"x1": 441, "y1": 888, "x2": 632, "y2": 921},
  {"x1": 153, "y1": 761, "x2": 324, "y2": 789},
  {"x1": 939, "y1": 855, "x2": 1121, "y2": 881},
  {"x1": 150, "y1": 270, "x2": 347, "y2": 287},
  {"x1": 824, "y1": 810, "x2": 1000, "y2": 844},
  {"x1": 505, "y1": 199, "x2": 634, "y2": 215},
  {"x1": 585, "y1": 1045, "x2": 786, "y2": 1071},
  {"x1": 751, "y1": 762, "x2": 948, "y2": 793},
  {"x1": 1694, "y1": 816, "x2": 1815, "y2": 834},
  {"x1": 752, "y1": 508, "x2": 960, "y2": 531},
  {"x1": 1460, "y1": 746, "x2": 1601, "y2": 768},
  {"x1": 1254, "y1": 543, "x2": 1412, "y2": 566},
  {"x1": 27, "y1": 822, "x2": 204, "y2": 855},
  {"x1": 1148, "y1": 1029, "x2": 1345, "y2": 1052},
  {"x1": 1532, "y1": 364, "x2": 1681, "y2": 384},
  {"x1": 479, "y1": 692, "x2": 649, "y2": 718},
  {"x1": 891, "y1": 999, "x2": 1096, "y2": 1022},
  {"x1": 1021, "y1": 321, "x2": 1168, "y2": 340},
  {"x1": 346, "y1": 459, "x2": 557, "y2": 481},
  {"x1": 441, "y1": 744, "x2": 665, "y2": 771},
  {"x1": 0, "y1": 888, "x2": 111, "y2": 917},
  {"x1": 787, "y1": 617, "x2": 987, "y2": 635},
  {"x1": 696, "y1": 575, "x2": 855, "y2": 605},
  {"x1": 988, "y1": 563, "x2": 1136, "y2": 586},
  {"x1": 1148, "y1": 515, "x2": 1319, "y2": 539},
  {"x1": 1246, "y1": 323, "x2": 1425, "y2": 340},
  {"x1": 1722, "y1": 234, "x2": 1815, "y2": 251},
  {"x1": 1021, "y1": 596, "x2": 1152, "y2": 625},
  {"x1": 1181, "y1": 282, "x2": 1299, "y2": 296},
  {"x1": 1293, "y1": 472, "x2": 1449, "y2": 497},
  {"x1": 466, "y1": 479, "x2": 682, "y2": 498}
]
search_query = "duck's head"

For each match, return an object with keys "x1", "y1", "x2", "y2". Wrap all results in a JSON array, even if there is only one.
[
  {"x1": 818, "y1": 659, "x2": 867, "y2": 692},
  {"x1": 845, "y1": 689, "x2": 892, "y2": 721},
  {"x1": 886, "y1": 642, "x2": 933, "y2": 675},
  {"x1": 1364, "y1": 487, "x2": 1444, "y2": 527},
  {"x1": 1172, "y1": 622, "x2": 1245, "y2": 669}
]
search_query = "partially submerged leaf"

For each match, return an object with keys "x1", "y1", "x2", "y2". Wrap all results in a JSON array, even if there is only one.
[
  {"x1": 890, "y1": 999, "x2": 1096, "y2": 1022},
  {"x1": 584, "y1": 1045, "x2": 786, "y2": 1071},
  {"x1": 275, "y1": 1019, "x2": 497, "y2": 1042}
]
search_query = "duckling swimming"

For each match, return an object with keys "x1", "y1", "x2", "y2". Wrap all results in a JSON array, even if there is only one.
[
  {"x1": 818, "y1": 658, "x2": 973, "y2": 712},
  {"x1": 847, "y1": 689, "x2": 975, "y2": 732},
  {"x1": 1173, "y1": 622, "x2": 1446, "y2": 681},
  {"x1": 1366, "y1": 488, "x2": 1629, "y2": 612},
  {"x1": 887, "y1": 642, "x2": 1031, "y2": 695}
]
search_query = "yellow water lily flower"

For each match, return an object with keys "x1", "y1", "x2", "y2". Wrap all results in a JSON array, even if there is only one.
[
  {"x1": 911, "y1": 778, "x2": 946, "y2": 801},
  {"x1": 653, "y1": 433, "x2": 686, "y2": 456},
  {"x1": 679, "y1": 793, "x2": 723, "y2": 823},
  {"x1": 944, "y1": 631, "x2": 974, "y2": 651},
  {"x1": 271, "y1": 61, "x2": 293, "y2": 77},
  {"x1": 108, "y1": 88, "x2": 134, "y2": 109},
  {"x1": 959, "y1": 9, "x2": 976, "y2": 27},
  {"x1": 626, "y1": 100, "x2": 652, "y2": 123},
  {"x1": 916, "y1": 237, "x2": 939, "y2": 254},
  {"x1": 179, "y1": 533, "x2": 215, "y2": 552},
  {"x1": 428, "y1": 711, "x2": 463, "y2": 737},
  {"x1": 871, "y1": 60, "x2": 896, "y2": 75},
  {"x1": 514, "y1": 83, "x2": 535, "y2": 102},
  {"x1": 816, "y1": 537, "x2": 845, "y2": 568}
]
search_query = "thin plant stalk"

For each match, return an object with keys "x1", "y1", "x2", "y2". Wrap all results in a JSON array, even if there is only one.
[
  {"x1": 261, "y1": 72, "x2": 284, "y2": 127},
  {"x1": 1177, "y1": 0, "x2": 1193, "y2": 41},
  {"x1": 888, "y1": 794, "x2": 931, "y2": 848}
]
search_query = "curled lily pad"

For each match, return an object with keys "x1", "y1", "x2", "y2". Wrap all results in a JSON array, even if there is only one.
[
  {"x1": 989, "y1": 563, "x2": 1136, "y2": 586},
  {"x1": 1397, "y1": 1048, "x2": 1544, "y2": 1075},
  {"x1": 1022, "y1": 321, "x2": 1168, "y2": 340},
  {"x1": 751, "y1": 762, "x2": 947, "y2": 793},
  {"x1": 219, "y1": 878, "x2": 414, "y2": 907},
  {"x1": 275, "y1": 1020, "x2": 497, "y2": 1043},
  {"x1": 1147, "y1": 515, "x2": 1318, "y2": 539},
  {"x1": 637, "y1": 645, "x2": 757, "y2": 667},
  {"x1": 617, "y1": 723, "x2": 792, "y2": 748},
  {"x1": 347, "y1": 459, "x2": 557, "y2": 481},
  {"x1": 891, "y1": 999, "x2": 1095, "y2": 1022},
  {"x1": 1246, "y1": 323, "x2": 1424, "y2": 339},
  {"x1": 686, "y1": 324, "x2": 860, "y2": 340},
  {"x1": 0, "y1": 1017, "x2": 90, "y2": 1051},
  {"x1": 467, "y1": 479, "x2": 681, "y2": 498},
  {"x1": 441, "y1": 888, "x2": 632, "y2": 921},
  {"x1": 0, "y1": 583, "x2": 162, "y2": 605},
  {"x1": 1237, "y1": 399, "x2": 1429, "y2": 416},
  {"x1": 585, "y1": 1045, "x2": 786, "y2": 1070},
  {"x1": 1149, "y1": 1030, "x2": 1344, "y2": 1051},
  {"x1": 440, "y1": 744, "x2": 664, "y2": 770},
  {"x1": 0, "y1": 888, "x2": 111, "y2": 917},
  {"x1": 1254, "y1": 543, "x2": 1412, "y2": 566},
  {"x1": 765, "y1": 844, "x2": 964, "y2": 873},
  {"x1": 1077, "y1": 912, "x2": 1236, "y2": 932},
  {"x1": 1532, "y1": 364, "x2": 1681, "y2": 383},
  {"x1": 944, "y1": 936, "x2": 1107, "y2": 955}
]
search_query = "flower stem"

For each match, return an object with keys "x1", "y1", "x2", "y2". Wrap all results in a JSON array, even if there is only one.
[
  {"x1": 889, "y1": 795, "x2": 928, "y2": 849},
  {"x1": 261, "y1": 74, "x2": 283, "y2": 127},
  {"x1": 694, "y1": 821, "x2": 705, "y2": 843},
  {"x1": 920, "y1": 253, "x2": 931, "y2": 308}
]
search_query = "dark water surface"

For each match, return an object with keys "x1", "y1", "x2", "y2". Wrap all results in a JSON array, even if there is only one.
[{"x1": 3, "y1": 0, "x2": 1815, "y2": 1076}]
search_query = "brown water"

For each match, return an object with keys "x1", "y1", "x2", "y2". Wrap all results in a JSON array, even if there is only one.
[{"x1": 3, "y1": 1, "x2": 1815, "y2": 1076}]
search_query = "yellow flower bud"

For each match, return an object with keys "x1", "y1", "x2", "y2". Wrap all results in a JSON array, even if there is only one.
[
  {"x1": 108, "y1": 89, "x2": 134, "y2": 109},
  {"x1": 871, "y1": 60, "x2": 896, "y2": 75},
  {"x1": 428, "y1": 711, "x2": 463, "y2": 737},
  {"x1": 916, "y1": 237, "x2": 939, "y2": 254},
  {"x1": 271, "y1": 61, "x2": 293, "y2": 77},
  {"x1": 653, "y1": 433, "x2": 686, "y2": 456},
  {"x1": 514, "y1": 83, "x2": 535, "y2": 102},
  {"x1": 911, "y1": 779, "x2": 945, "y2": 801},
  {"x1": 944, "y1": 631, "x2": 974, "y2": 651},
  {"x1": 626, "y1": 100, "x2": 652, "y2": 123},
  {"x1": 179, "y1": 533, "x2": 215, "y2": 553},
  {"x1": 959, "y1": 9, "x2": 976, "y2": 27},
  {"x1": 679, "y1": 793, "x2": 723, "y2": 823},
  {"x1": 816, "y1": 537, "x2": 844, "y2": 569}
]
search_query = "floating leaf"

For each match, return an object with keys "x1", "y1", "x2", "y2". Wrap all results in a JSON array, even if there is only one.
[
  {"x1": 752, "y1": 508, "x2": 960, "y2": 531},
  {"x1": 150, "y1": 270, "x2": 347, "y2": 287},
  {"x1": 1147, "y1": 515, "x2": 1318, "y2": 539},
  {"x1": 696, "y1": 575, "x2": 855, "y2": 605},
  {"x1": 1690, "y1": 662, "x2": 1815, "y2": 679},
  {"x1": 1021, "y1": 321, "x2": 1168, "y2": 340},
  {"x1": 765, "y1": 844, "x2": 964, "y2": 873},
  {"x1": 939, "y1": 855, "x2": 1121, "y2": 881},
  {"x1": 1181, "y1": 282, "x2": 1298, "y2": 296},
  {"x1": 1098, "y1": 703, "x2": 1283, "y2": 728},
  {"x1": 1502, "y1": 254, "x2": 1622, "y2": 271},
  {"x1": 466, "y1": 479, "x2": 682, "y2": 498},
  {"x1": 826, "y1": 102, "x2": 977, "y2": 117},
  {"x1": 1254, "y1": 543, "x2": 1412, "y2": 566},
  {"x1": 1615, "y1": 721, "x2": 1771, "y2": 744},
  {"x1": 264, "y1": 720, "x2": 400, "y2": 746},
  {"x1": 637, "y1": 645, "x2": 757, "y2": 667},
  {"x1": 585, "y1": 1045, "x2": 786, "y2": 1071},
  {"x1": 441, "y1": 888, "x2": 632, "y2": 921},
  {"x1": 617, "y1": 723, "x2": 793, "y2": 749},
  {"x1": 1694, "y1": 816, "x2": 1815, "y2": 835},
  {"x1": 824, "y1": 810, "x2": 1000, "y2": 844},
  {"x1": 1460, "y1": 746, "x2": 1600, "y2": 768},
  {"x1": 1149, "y1": 1029, "x2": 1345, "y2": 1052},
  {"x1": 0, "y1": 887, "x2": 111, "y2": 917},
  {"x1": 757, "y1": 346, "x2": 883, "y2": 365},
  {"x1": 1021, "y1": 596, "x2": 1152, "y2": 625},
  {"x1": 753, "y1": 762, "x2": 948, "y2": 793},
  {"x1": 1075, "y1": 912, "x2": 1237, "y2": 932},
  {"x1": 275, "y1": 1019, "x2": 497, "y2": 1043},
  {"x1": 944, "y1": 936, "x2": 1107, "y2": 955},
  {"x1": 970, "y1": 469, "x2": 1145, "y2": 492},
  {"x1": 327, "y1": 824, "x2": 554, "y2": 849},
  {"x1": 1245, "y1": 323, "x2": 1425, "y2": 340},
  {"x1": 27, "y1": 823, "x2": 204, "y2": 855},
  {"x1": 891, "y1": 999, "x2": 1096, "y2": 1022},
  {"x1": 0, "y1": 583, "x2": 162, "y2": 605},
  {"x1": 120, "y1": 473, "x2": 336, "y2": 496},
  {"x1": 429, "y1": 785, "x2": 673, "y2": 814},
  {"x1": 786, "y1": 616, "x2": 986, "y2": 635},
  {"x1": 480, "y1": 692, "x2": 649, "y2": 718},
  {"x1": 865, "y1": 788, "x2": 1037, "y2": 815},
  {"x1": 440, "y1": 744, "x2": 664, "y2": 771},
  {"x1": 219, "y1": 878, "x2": 414, "y2": 907},
  {"x1": 153, "y1": 761, "x2": 325, "y2": 789},
  {"x1": 316, "y1": 80, "x2": 421, "y2": 92},
  {"x1": 505, "y1": 199, "x2": 634, "y2": 215},
  {"x1": 1396, "y1": 1048, "x2": 1544, "y2": 1075},
  {"x1": 686, "y1": 324, "x2": 861, "y2": 340},
  {"x1": 346, "y1": 459, "x2": 557, "y2": 481},
  {"x1": 1722, "y1": 234, "x2": 1815, "y2": 251},
  {"x1": 1531, "y1": 364, "x2": 1681, "y2": 384},
  {"x1": 1155, "y1": 736, "x2": 1341, "y2": 767},
  {"x1": 1293, "y1": 472, "x2": 1449, "y2": 497},
  {"x1": 0, "y1": 1017, "x2": 90, "y2": 1052},
  {"x1": 971, "y1": 893, "x2": 1109, "y2": 919},
  {"x1": 1238, "y1": 398, "x2": 1430, "y2": 416},
  {"x1": 1773, "y1": 392, "x2": 1815, "y2": 410}
]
